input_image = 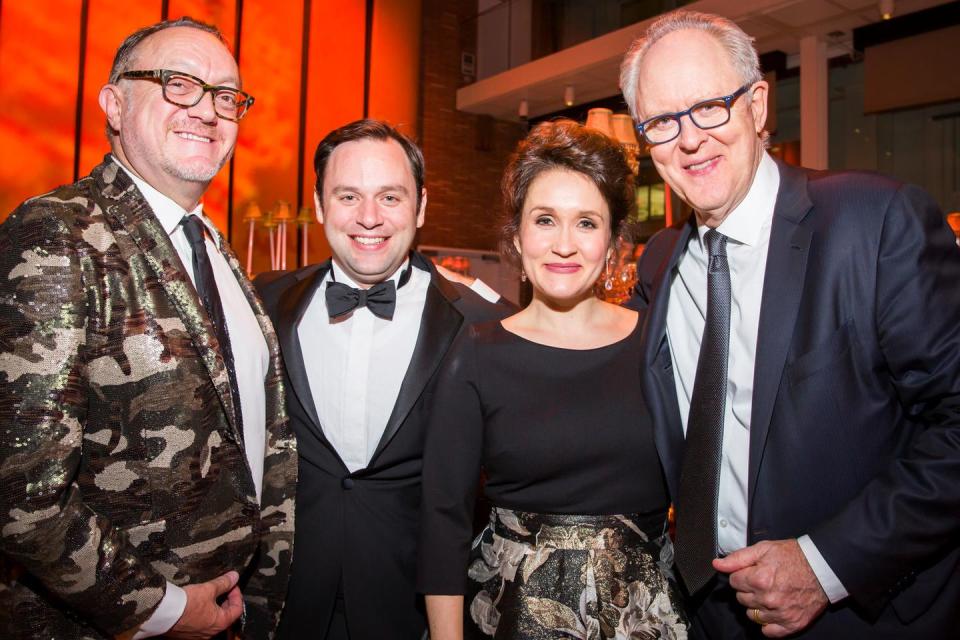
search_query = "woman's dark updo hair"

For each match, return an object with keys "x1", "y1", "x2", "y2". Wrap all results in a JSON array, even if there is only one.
[{"x1": 500, "y1": 119, "x2": 635, "y2": 265}]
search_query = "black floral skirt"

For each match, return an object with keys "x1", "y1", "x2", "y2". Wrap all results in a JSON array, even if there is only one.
[{"x1": 464, "y1": 507, "x2": 689, "y2": 639}]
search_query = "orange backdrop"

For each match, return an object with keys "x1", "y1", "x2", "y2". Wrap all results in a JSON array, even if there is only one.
[{"x1": 0, "y1": 0, "x2": 422, "y2": 274}]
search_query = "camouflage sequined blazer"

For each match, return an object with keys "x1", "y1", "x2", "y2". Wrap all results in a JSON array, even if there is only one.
[{"x1": 0, "y1": 156, "x2": 297, "y2": 639}]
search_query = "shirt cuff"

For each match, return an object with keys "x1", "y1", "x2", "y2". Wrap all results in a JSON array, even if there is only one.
[
  {"x1": 469, "y1": 278, "x2": 500, "y2": 303},
  {"x1": 133, "y1": 582, "x2": 187, "y2": 638},
  {"x1": 797, "y1": 535, "x2": 849, "y2": 604}
]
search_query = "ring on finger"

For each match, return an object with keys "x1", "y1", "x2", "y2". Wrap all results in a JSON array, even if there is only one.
[{"x1": 752, "y1": 608, "x2": 764, "y2": 625}]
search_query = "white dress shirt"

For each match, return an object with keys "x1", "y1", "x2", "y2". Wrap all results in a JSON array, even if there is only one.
[
  {"x1": 299, "y1": 259, "x2": 430, "y2": 472},
  {"x1": 665, "y1": 152, "x2": 848, "y2": 603},
  {"x1": 468, "y1": 277, "x2": 500, "y2": 303},
  {"x1": 115, "y1": 158, "x2": 269, "y2": 637}
]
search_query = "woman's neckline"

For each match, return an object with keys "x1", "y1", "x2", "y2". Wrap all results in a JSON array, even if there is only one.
[{"x1": 496, "y1": 313, "x2": 640, "y2": 352}]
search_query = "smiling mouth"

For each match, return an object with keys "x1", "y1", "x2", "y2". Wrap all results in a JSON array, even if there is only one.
[
  {"x1": 176, "y1": 131, "x2": 214, "y2": 143},
  {"x1": 545, "y1": 263, "x2": 581, "y2": 272},
  {"x1": 685, "y1": 157, "x2": 718, "y2": 172},
  {"x1": 352, "y1": 236, "x2": 387, "y2": 246}
]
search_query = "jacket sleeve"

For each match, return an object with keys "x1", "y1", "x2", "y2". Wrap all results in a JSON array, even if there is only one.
[
  {"x1": 0, "y1": 202, "x2": 167, "y2": 636},
  {"x1": 626, "y1": 229, "x2": 675, "y2": 312},
  {"x1": 417, "y1": 328, "x2": 485, "y2": 595},
  {"x1": 808, "y1": 183, "x2": 960, "y2": 616}
]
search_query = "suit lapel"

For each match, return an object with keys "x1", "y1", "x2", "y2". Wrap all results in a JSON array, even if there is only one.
[
  {"x1": 642, "y1": 220, "x2": 695, "y2": 497},
  {"x1": 95, "y1": 158, "x2": 242, "y2": 444},
  {"x1": 748, "y1": 161, "x2": 813, "y2": 509},
  {"x1": 369, "y1": 258, "x2": 463, "y2": 464},
  {"x1": 275, "y1": 262, "x2": 329, "y2": 446}
]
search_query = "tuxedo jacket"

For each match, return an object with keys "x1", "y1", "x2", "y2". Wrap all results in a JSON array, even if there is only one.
[
  {"x1": 632, "y1": 159, "x2": 960, "y2": 637},
  {"x1": 0, "y1": 157, "x2": 297, "y2": 639},
  {"x1": 255, "y1": 254, "x2": 511, "y2": 640}
]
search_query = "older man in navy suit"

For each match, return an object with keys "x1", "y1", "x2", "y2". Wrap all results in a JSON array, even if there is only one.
[{"x1": 622, "y1": 10, "x2": 960, "y2": 639}]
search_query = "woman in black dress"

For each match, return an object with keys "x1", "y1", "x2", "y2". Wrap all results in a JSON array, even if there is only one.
[{"x1": 417, "y1": 121, "x2": 687, "y2": 639}]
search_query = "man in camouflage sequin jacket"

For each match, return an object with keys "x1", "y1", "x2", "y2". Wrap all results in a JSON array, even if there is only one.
[{"x1": 0, "y1": 18, "x2": 296, "y2": 640}]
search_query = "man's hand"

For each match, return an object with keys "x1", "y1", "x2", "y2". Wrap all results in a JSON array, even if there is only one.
[
  {"x1": 166, "y1": 571, "x2": 244, "y2": 639},
  {"x1": 713, "y1": 539, "x2": 828, "y2": 637}
]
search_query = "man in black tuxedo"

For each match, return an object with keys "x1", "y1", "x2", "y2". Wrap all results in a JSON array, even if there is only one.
[
  {"x1": 255, "y1": 119, "x2": 509, "y2": 639},
  {"x1": 621, "y1": 10, "x2": 960, "y2": 639}
]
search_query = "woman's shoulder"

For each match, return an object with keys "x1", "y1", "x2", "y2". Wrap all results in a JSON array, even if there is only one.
[{"x1": 598, "y1": 302, "x2": 641, "y2": 341}]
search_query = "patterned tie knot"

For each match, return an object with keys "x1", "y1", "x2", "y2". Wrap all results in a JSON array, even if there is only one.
[
  {"x1": 705, "y1": 229, "x2": 727, "y2": 255},
  {"x1": 705, "y1": 230, "x2": 728, "y2": 273}
]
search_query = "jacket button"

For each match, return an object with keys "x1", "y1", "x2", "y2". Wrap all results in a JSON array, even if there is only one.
[{"x1": 341, "y1": 478, "x2": 355, "y2": 490}]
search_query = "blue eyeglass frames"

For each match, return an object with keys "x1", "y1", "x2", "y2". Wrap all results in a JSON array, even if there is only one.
[{"x1": 635, "y1": 84, "x2": 752, "y2": 146}]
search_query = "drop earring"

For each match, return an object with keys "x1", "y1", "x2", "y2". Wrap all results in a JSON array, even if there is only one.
[
  {"x1": 520, "y1": 269, "x2": 527, "y2": 283},
  {"x1": 603, "y1": 252, "x2": 614, "y2": 291}
]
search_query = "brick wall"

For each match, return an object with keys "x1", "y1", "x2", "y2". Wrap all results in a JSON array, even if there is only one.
[{"x1": 418, "y1": 0, "x2": 525, "y2": 252}]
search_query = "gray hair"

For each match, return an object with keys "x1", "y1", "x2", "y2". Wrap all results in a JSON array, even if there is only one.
[
  {"x1": 108, "y1": 16, "x2": 227, "y2": 84},
  {"x1": 620, "y1": 10, "x2": 762, "y2": 120}
]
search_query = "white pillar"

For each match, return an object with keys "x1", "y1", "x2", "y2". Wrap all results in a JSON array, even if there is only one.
[{"x1": 800, "y1": 35, "x2": 829, "y2": 170}]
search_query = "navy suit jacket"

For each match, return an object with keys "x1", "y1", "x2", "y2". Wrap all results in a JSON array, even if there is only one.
[{"x1": 632, "y1": 159, "x2": 960, "y2": 636}]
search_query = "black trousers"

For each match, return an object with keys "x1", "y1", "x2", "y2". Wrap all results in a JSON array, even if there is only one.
[
  {"x1": 324, "y1": 593, "x2": 351, "y2": 640},
  {"x1": 689, "y1": 574, "x2": 760, "y2": 640}
]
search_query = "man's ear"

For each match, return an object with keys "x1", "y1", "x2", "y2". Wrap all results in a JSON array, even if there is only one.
[
  {"x1": 416, "y1": 188, "x2": 427, "y2": 229},
  {"x1": 749, "y1": 80, "x2": 769, "y2": 134},
  {"x1": 99, "y1": 84, "x2": 124, "y2": 134},
  {"x1": 313, "y1": 191, "x2": 324, "y2": 224}
]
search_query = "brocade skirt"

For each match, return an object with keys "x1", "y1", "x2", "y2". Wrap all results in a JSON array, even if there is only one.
[{"x1": 465, "y1": 507, "x2": 689, "y2": 639}]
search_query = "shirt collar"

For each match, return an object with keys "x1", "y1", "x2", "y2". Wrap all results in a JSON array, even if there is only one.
[
  {"x1": 110, "y1": 155, "x2": 217, "y2": 243},
  {"x1": 329, "y1": 257, "x2": 412, "y2": 290},
  {"x1": 696, "y1": 151, "x2": 780, "y2": 248}
]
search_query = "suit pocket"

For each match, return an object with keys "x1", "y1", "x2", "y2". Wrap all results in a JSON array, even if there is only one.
[{"x1": 786, "y1": 321, "x2": 855, "y2": 385}]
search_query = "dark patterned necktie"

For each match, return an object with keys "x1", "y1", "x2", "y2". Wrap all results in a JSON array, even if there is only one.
[
  {"x1": 674, "y1": 229, "x2": 730, "y2": 593},
  {"x1": 181, "y1": 215, "x2": 243, "y2": 441}
]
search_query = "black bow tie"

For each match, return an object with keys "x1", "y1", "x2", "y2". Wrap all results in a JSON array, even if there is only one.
[
  {"x1": 325, "y1": 280, "x2": 398, "y2": 320},
  {"x1": 324, "y1": 261, "x2": 415, "y2": 321}
]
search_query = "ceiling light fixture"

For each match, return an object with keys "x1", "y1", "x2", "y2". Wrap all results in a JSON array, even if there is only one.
[
  {"x1": 564, "y1": 85, "x2": 575, "y2": 107},
  {"x1": 519, "y1": 99, "x2": 529, "y2": 119}
]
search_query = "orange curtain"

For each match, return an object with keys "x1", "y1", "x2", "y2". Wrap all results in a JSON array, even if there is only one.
[
  {"x1": 77, "y1": 1, "x2": 164, "y2": 178},
  {"x1": 368, "y1": 0, "x2": 422, "y2": 139},
  {"x1": 0, "y1": 0, "x2": 423, "y2": 276},
  {"x1": 0, "y1": 1, "x2": 84, "y2": 215}
]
